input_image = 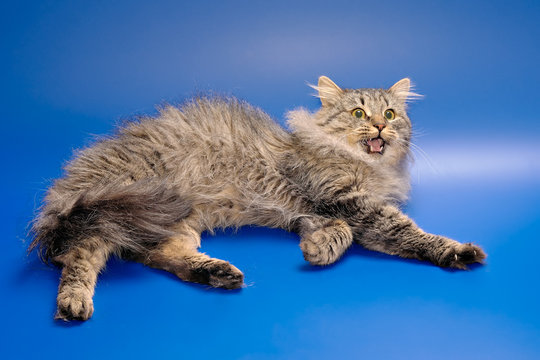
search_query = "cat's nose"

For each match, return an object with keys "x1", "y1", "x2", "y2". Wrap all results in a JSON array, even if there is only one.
[{"x1": 373, "y1": 123, "x2": 386, "y2": 132}]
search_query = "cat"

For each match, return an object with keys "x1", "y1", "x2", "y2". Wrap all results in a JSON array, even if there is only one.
[{"x1": 29, "y1": 76, "x2": 486, "y2": 321}]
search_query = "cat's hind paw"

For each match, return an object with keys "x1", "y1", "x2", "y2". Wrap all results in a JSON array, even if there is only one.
[
  {"x1": 440, "y1": 242, "x2": 487, "y2": 270},
  {"x1": 55, "y1": 287, "x2": 94, "y2": 321},
  {"x1": 193, "y1": 260, "x2": 244, "y2": 289}
]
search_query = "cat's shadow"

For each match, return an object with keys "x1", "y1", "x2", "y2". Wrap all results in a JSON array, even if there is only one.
[
  {"x1": 100, "y1": 257, "x2": 243, "y2": 294},
  {"x1": 30, "y1": 256, "x2": 242, "y2": 328},
  {"x1": 297, "y1": 244, "x2": 425, "y2": 272},
  {"x1": 19, "y1": 229, "x2": 483, "y2": 327},
  {"x1": 298, "y1": 243, "x2": 485, "y2": 272},
  {"x1": 203, "y1": 227, "x2": 486, "y2": 273},
  {"x1": 145, "y1": 267, "x2": 244, "y2": 294}
]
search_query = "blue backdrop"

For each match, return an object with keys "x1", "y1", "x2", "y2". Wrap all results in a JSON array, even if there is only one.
[{"x1": 2, "y1": 1, "x2": 539, "y2": 359}]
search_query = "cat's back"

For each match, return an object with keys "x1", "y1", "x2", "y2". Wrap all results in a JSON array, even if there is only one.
[
  {"x1": 144, "y1": 96, "x2": 290, "y2": 154},
  {"x1": 107, "y1": 96, "x2": 294, "y2": 197},
  {"x1": 57, "y1": 97, "x2": 290, "y2": 190}
]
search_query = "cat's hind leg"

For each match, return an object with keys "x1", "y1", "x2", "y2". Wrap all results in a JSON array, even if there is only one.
[
  {"x1": 138, "y1": 221, "x2": 244, "y2": 289},
  {"x1": 54, "y1": 239, "x2": 113, "y2": 321}
]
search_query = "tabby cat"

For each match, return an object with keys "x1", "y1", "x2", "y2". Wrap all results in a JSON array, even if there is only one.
[{"x1": 29, "y1": 76, "x2": 486, "y2": 321}]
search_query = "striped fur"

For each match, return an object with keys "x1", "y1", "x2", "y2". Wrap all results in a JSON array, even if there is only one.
[{"x1": 29, "y1": 77, "x2": 486, "y2": 321}]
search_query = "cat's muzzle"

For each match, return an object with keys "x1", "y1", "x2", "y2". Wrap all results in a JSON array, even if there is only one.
[{"x1": 361, "y1": 137, "x2": 385, "y2": 154}]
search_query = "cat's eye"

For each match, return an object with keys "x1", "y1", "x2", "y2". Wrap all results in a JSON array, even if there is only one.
[
  {"x1": 384, "y1": 109, "x2": 395, "y2": 120},
  {"x1": 352, "y1": 108, "x2": 366, "y2": 119}
]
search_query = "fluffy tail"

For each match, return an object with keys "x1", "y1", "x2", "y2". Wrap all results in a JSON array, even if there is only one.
[{"x1": 28, "y1": 179, "x2": 191, "y2": 263}]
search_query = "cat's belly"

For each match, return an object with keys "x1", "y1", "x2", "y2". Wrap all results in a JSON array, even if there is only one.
[{"x1": 187, "y1": 185, "x2": 305, "y2": 231}]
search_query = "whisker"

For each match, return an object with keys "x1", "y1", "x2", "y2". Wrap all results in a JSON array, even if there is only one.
[
  {"x1": 411, "y1": 130, "x2": 428, "y2": 138},
  {"x1": 396, "y1": 138, "x2": 440, "y2": 177}
]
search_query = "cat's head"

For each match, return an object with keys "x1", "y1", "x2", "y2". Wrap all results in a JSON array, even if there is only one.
[{"x1": 288, "y1": 76, "x2": 419, "y2": 165}]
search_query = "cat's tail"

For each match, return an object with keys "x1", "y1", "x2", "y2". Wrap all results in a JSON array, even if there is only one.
[{"x1": 28, "y1": 179, "x2": 191, "y2": 264}]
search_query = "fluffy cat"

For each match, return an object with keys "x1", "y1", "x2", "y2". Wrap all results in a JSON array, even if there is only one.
[{"x1": 29, "y1": 76, "x2": 486, "y2": 321}]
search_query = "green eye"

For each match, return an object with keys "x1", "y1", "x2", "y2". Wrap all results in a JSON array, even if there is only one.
[
  {"x1": 352, "y1": 108, "x2": 366, "y2": 119},
  {"x1": 384, "y1": 109, "x2": 395, "y2": 120}
]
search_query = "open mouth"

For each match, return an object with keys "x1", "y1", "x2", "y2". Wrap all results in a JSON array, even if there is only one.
[{"x1": 361, "y1": 137, "x2": 385, "y2": 154}]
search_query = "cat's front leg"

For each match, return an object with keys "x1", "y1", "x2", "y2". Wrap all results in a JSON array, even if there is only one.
[
  {"x1": 347, "y1": 203, "x2": 486, "y2": 269},
  {"x1": 296, "y1": 218, "x2": 353, "y2": 266}
]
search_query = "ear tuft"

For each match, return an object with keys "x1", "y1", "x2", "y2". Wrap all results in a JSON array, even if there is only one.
[
  {"x1": 389, "y1": 78, "x2": 423, "y2": 104},
  {"x1": 308, "y1": 76, "x2": 344, "y2": 107}
]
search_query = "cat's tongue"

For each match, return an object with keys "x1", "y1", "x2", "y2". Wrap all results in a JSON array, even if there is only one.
[{"x1": 367, "y1": 138, "x2": 384, "y2": 153}]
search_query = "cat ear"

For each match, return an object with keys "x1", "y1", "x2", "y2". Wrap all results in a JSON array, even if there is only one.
[
  {"x1": 389, "y1": 78, "x2": 422, "y2": 103},
  {"x1": 310, "y1": 76, "x2": 344, "y2": 107}
]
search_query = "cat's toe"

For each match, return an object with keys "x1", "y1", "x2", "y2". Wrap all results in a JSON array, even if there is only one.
[
  {"x1": 300, "y1": 221, "x2": 352, "y2": 266},
  {"x1": 458, "y1": 243, "x2": 486, "y2": 263},
  {"x1": 441, "y1": 242, "x2": 486, "y2": 270},
  {"x1": 55, "y1": 288, "x2": 94, "y2": 321},
  {"x1": 300, "y1": 232, "x2": 337, "y2": 266},
  {"x1": 205, "y1": 261, "x2": 244, "y2": 289}
]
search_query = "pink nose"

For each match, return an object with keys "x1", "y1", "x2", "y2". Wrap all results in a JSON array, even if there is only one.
[{"x1": 374, "y1": 124, "x2": 386, "y2": 131}]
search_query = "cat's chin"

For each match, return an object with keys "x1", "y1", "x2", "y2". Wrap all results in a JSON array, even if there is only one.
[{"x1": 361, "y1": 137, "x2": 386, "y2": 155}]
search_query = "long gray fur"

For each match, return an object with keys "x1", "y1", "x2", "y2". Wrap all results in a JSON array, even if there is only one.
[{"x1": 29, "y1": 76, "x2": 486, "y2": 321}]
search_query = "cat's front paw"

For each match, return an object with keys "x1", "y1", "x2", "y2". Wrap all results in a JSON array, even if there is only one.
[
  {"x1": 439, "y1": 242, "x2": 487, "y2": 270},
  {"x1": 300, "y1": 220, "x2": 353, "y2": 266},
  {"x1": 56, "y1": 287, "x2": 94, "y2": 321}
]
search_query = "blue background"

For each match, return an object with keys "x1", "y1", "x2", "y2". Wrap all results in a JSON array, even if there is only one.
[{"x1": 2, "y1": 1, "x2": 539, "y2": 359}]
